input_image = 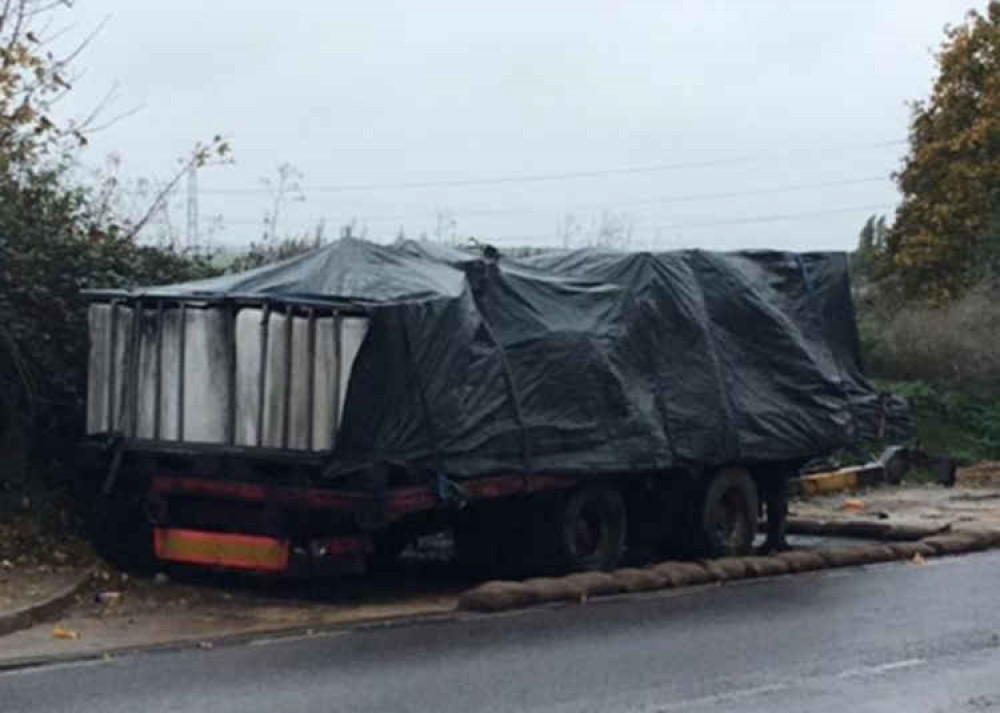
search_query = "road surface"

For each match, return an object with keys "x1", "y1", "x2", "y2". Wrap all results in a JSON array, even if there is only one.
[{"x1": 5, "y1": 551, "x2": 1000, "y2": 712}]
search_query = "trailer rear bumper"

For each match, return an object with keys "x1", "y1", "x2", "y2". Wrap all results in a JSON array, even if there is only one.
[
  {"x1": 154, "y1": 528, "x2": 290, "y2": 572},
  {"x1": 153, "y1": 527, "x2": 372, "y2": 575}
]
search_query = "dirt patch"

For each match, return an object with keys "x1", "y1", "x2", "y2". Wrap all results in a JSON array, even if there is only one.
[
  {"x1": 957, "y1": 461, "x2": 1000, "y2": 488},
  {"x1": 791, "y1": 479, "x2": 1000, "y2": 534},
  {"x1": 0, "y1": 505, "x2": 94, "y2": 570},
  {"x1": 70, "y1": 558, "x2": 473, "y2": 627}
]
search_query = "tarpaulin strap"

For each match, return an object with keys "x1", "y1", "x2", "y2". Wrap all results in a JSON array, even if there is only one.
[
  {"x1": 398, "y1": 312, "x2": 448, "y2": 475},
  {"x1": 637, "y1": 254, "x2": 677, "y2": 465},
  {"x1": 686, "y1": 252, "x2": 740, "y2": 460},
  {"x1": 468, "y1": 263, "x2": 533, "y2": 475},
  {"x1": 487, "y1": 326, "x2": 532, "y2": 475},
  {"x1": 435, "y1": 473, "x2": 469, "y2": 509}
]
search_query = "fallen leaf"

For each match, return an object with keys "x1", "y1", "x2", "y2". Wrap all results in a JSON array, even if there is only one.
[
  {"x1": 52, "y1": 626, "x2": 79, "y2": 640},
  {"x1": 842, "y1": 498, "x2": 865, "y2": 511}
]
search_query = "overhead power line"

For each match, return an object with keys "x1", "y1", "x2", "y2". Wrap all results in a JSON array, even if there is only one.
[
  {"x1": 489, "y1": 202, "x2": 896, "y2": 243},
  {"x1": 205, "y1": 174, "x2": 893, "y2": 226},
  {"x1": 199, "y1": 139, "x2": 905, "y2": 195},
  {"x1": 647, "y1": 202, "x2": 895, "y2": 231}
]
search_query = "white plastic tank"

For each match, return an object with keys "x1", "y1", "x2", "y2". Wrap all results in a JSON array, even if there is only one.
[{"x1": 85, "y1": 300, "x2": 369, "y2": 452}]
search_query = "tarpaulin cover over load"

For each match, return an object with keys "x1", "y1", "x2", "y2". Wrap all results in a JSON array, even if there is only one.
[{"x1": 143, "y1": 238, "x2": 908, "y2": 479}]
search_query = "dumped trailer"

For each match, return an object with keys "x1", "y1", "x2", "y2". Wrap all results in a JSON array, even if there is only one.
[{"x1": 78, "y1": 238, "x2": 910, "y2": 575}]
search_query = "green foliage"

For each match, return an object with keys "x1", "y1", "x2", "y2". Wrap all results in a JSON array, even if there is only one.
[
  {"x1": 850, "y1": 214, "x2": 889, "y2": 282},
  {"x1": 852, "y1": 280, "x2": 1000, "y2": 468},
  {"x1": 0, "y1": 3, "x2": 232, "y2": 506},
  {"x1": 875, "y1": 380, "x2": 1000, "y2": 462},
  {"x1": 888, "y1": 2, "x2": 1000, "y2": 302},
  {"x1": 0, "y1": 167, "x2": 219, "y2": 481}
]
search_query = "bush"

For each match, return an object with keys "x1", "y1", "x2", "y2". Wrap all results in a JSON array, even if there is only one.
[
  {"x1": 0, "y1": 167, "x2": 220, "y2": 494},
  {"x1": 875, "y1": 380, "x2": 1000, "y2": 463},
  {"x1": 861, "y1": 280, "x2": 1000, "y2": 387},
  {"x1": 853, "y1": 279, "x2": 1000, "y2": 465}
]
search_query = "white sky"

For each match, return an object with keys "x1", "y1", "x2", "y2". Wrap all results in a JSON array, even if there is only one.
[{"x1": 52, "y1": 0, "x2": 981, "y2": 251}]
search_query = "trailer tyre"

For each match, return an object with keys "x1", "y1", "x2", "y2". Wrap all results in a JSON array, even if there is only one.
[
  {"x1": 556, "y1": 484, "x2": 627, "y2": 572},
  {"x1": 697, "y1": 468, "x2": 758, "y2": 558}
]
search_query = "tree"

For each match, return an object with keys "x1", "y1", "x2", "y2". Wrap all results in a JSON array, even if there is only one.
[
  {"x1": 887, "y1": 2, "x2": 1000, "y2": 301},
  {"x1": 588, "y1": 210, "x2": 634, "y2": 249},
  {"x1": 226, "y1": 165, "x2": 319, "y2": 272},
  {"x1": 852, "y1": 214, "x2": 889, "y2": 281},
  {"x1": 260, "y1": 163, "x2": 305, "y2": 243}
]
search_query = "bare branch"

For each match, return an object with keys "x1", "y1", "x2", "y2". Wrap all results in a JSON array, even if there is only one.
[
  {"x1": 52, "y1": 13, "x2": 105, "y2": 67},
  {"x1": 0, "y1": 322, "x2": 36, "y2": 415},
  {"x1": 24, "y1": 1, "x2": 74, "y2": 20},
  {"x1": 66, "y1": 78, "x2": 117, "y2": 130},
  {"x1": 0, "y1": 2, "x2": 14, "y2": 37},
  {"x1": 84, "y1": 102, "x2": 143, "y2": 134},
  {"x1": 126, "y1": 164, "x2": 190, "y2": 242},
  {"x1": 9, "y1": 0, "x2": 29, "y2": 52}
]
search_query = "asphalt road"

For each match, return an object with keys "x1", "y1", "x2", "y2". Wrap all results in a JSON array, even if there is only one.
[{"x1": 5, "y1": 551, "x2": 1000, "y2": 713}]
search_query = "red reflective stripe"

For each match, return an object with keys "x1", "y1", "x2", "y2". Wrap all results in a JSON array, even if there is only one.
[
  {"x1": 150, "y1": 473, "x2": 574, "y2": 519},
  {"x1": 386, "y1": 487, "x2": 437, "y2": 516},
  {"x1": 151, "y1": 476, "x2": 363, "y2": 511},
  {"x1": 152, "y1": 476, "x2": 269, "y2": 501}
]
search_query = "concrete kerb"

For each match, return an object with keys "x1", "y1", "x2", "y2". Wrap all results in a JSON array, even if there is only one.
[
  {"x1": 0, "y1": 605, "x2": 460, "y2": 675},
  {"x1": 457, "y1": 527, "x2": 1000, "y2": 613},
  {"x1": 0, "y1": 568, "x2": 94, "y2": 637}
]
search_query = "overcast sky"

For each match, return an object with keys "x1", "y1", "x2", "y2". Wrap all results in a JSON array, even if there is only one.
[{"x1": 53, "y1": 0, "x2": 982, "y2": 252}]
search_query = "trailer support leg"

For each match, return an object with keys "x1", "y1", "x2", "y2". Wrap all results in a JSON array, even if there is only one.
[{"x1": 758, "y1": 469, "x2": 790, "y2": 554}]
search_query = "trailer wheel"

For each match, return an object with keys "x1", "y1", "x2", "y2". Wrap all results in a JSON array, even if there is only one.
[
  {"x1": 697, "y1": 468, "x2": 758, "y2": 557},
  {"x1": 554, "y1": 484, "x2": 627, "y2": 572}
]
